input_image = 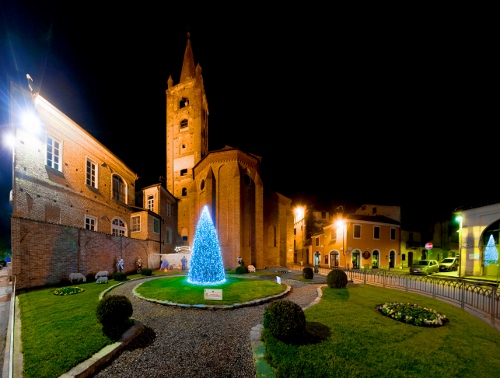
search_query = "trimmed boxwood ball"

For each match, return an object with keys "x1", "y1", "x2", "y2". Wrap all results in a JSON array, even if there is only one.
[
  {"x1": 302, "y1": 266, "x2": 314, "y2": 279},
  {"x1": 96, "y1": 295, "x2": 133, "y2": 326},
  {"x1": 140, "y1": 268, "x2": 152, "y2": 276},
  {"x1": 263, "y1": 299, "x2": 306, "y2": 342},
  {"x1": 327, "y1": 269, "x2": 348, "y2": 288},
  {"x1": 96, "y1": 295, "x2": 134, "y2": 340}
]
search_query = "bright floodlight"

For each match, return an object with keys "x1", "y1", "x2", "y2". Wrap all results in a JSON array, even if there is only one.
[
  {"x1": 187, "y1": 205, "x2": 226, "y2": 285},
  {"x1": 20, "y1": 112, "x2": 41, "y2": 135},
  {"x1": 294, "y1": 206, "x2": 304, "y2": 222}
]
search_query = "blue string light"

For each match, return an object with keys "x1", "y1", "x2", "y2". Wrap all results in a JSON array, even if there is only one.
[{"x1": 187, "y1": 205, "x2": 226, "y2": 285}]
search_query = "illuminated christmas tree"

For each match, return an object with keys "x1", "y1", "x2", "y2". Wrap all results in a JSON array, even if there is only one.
[
  {"x1": 484, "y1": 234, "x2": 499, "y2": 266},
  {"x1": 187, "y1": 205, "x2": 226, "y2": 285}
]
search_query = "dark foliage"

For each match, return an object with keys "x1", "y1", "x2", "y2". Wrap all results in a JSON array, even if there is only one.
[
  {"x1": 113, "y1": 272, "x2": 127, "y2": 281},
  {"x1": 235, "y1": 265, "x2": 248, "y2": 274},
  {"x1": 96, "y1": 295, "x2": 133, "y2": 326},
  {"x1": 326, "y1": 269, "x2": 348, "y2": 288},
  {"x1": 140, "y1": 268, "x2": 153, "y2": 276},
  {"x1": 302, "y1": 267, "x2": 314, "y2": 279},
  {"x1": 263, "y1": 299, "x2": 306, "y2": 342}
]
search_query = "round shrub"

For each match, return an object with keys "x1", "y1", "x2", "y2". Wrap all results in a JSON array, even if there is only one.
[
  {"x1": 96, "y1": 295, "x2": 133, "y2": 325},
  {"x1": 140, "y1": 268, "x2": 152, "y2": 276},
  {"x1": 302, "y1": 267, "x2": 313, "y2": 279},
  {"x1": 327, "y1": 269, "x2": 348, "y2": 288},
  {"x1": 86, "y1": 273, "x2": 96, "y2": 282},
  {"x1": 263, "y1": 299, "x2": 306, "y2": 342},
  {"x1": 235, "y1": 265, "x2": 248, "y2": 274},
  {"x1": 113, "y1": 272, "x2": 127, "y2": 281},
  {"x1": 96, "y1": 295, "x2": 133, "y2": 340}
]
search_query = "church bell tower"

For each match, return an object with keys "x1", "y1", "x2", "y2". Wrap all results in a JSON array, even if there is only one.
[{"x1": 166, "y1": 33, "x2": 209, "y2": 243}]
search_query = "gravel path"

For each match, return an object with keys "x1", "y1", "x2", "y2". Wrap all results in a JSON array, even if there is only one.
[{"x1": 91, "y1": 275, "x2": 324, "y2": 378}]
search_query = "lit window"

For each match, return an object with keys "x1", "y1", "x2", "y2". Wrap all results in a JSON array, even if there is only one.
[
  {"x1": 131, "y1": 216, "x2": 140, "y2": 232},
  {"x1": 373, "y1": 226, "x2": 380, "y2": 239},
  {"x1": 85, "y1": 215, "x2": 97, "y2": 231},
  {"x1": 86, "y1": 158, "x2": 97, "y2": 188},
  {"x1": 46, "y1": 135, "x2": 62, "y2": 171},
  {"x1": 147, "y1": 195, "x2": 154, "y2": 212},
  {"x1": 153, "y1": 218, "x2": 160, "y2": 233},
  {"x1": 112, "y1": 218, "x2": 127, "y2": 236},
  {"x1": 112, "y1": 174, "x2": 126, "y2": 203}
]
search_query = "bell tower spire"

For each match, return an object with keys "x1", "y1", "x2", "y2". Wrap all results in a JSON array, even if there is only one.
[{"x1": 179, "y1": 32, "x2": 196, "y2": 83}]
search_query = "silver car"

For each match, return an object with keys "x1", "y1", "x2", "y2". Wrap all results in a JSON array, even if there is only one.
[
  {"x1": 410, "y1": 260, "x2": 439, "y2": 275},
  {"x1": 439, "y1": 257, "x2": 459, "y2": 272}
]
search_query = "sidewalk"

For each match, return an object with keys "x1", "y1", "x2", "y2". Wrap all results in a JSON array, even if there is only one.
[{"x1": 0, "y1": 265, "x2": 13, "y2": 378}]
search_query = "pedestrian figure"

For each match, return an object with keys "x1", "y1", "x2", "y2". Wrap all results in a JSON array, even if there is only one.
[{"x1": 181, "y1": 256, "x2": 187, "y2": 270}]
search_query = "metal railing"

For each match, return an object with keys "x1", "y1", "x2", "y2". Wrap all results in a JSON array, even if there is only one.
[{"x1": 290, "y1": 264, "x2": 500, "y2": 327}]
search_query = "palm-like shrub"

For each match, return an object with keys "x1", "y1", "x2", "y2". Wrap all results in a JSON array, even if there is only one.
[{"x1": 327, "y1": 269, "x2": 348, "y2": 288}]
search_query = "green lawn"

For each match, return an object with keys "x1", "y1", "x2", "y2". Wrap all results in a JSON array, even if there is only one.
[
  {"x1": 17, "y1": 271, "x2": 286, "y2": 378},
  {"x1": 17, "y1": 273, "x2": 500, "y2": 378},
  {"x1": 263, "y1": 284, "x2": 500, "y2": 378}
]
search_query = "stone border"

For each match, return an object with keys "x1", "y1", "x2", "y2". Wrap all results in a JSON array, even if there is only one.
[{"x1": 131, "y1": 276, "x2": 292, "y2": 310}]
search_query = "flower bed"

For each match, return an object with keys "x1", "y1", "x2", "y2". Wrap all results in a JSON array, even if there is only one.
[
  {"x1": 378, "y1": 302, "x2": 449, "y2": 327},
  {"x1": 53, "y1": 287, "x2": 85, "y2": 296}
]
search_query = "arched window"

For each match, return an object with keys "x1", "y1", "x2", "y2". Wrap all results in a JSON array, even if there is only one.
[
  {"x1": 112, "y1": 174, "x2": 126, "y2": 203},
  {"x1": 112, "y1": 217, "x2": 127, "y2": 236}
]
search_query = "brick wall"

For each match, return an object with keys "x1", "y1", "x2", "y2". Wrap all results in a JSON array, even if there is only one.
[{"x1": 11, "y1": 217, "x2": 150, "y2": 290}]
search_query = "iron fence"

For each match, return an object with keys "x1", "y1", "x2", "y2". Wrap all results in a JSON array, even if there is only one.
[{"x1": 291, "y1": 264, "x2": 500, "y2": 327}]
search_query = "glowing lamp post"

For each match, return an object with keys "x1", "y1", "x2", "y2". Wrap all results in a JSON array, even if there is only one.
[
  {"x1": 455, "y1": 215, "x2": 463, "y2": 277},
  {"x1": 335, "y1": 219, "x2": 347, "y2": 269}
]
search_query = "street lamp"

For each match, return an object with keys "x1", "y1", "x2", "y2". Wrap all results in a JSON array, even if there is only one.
[
  {"x1": 294, "y1": 206, "x2": 306, "y2": 265},
  {"x1": 335, "y1": 219, "x2": 347, "y2": 269},
  {"x1": 455, "y1": 215, "x2": 463, "y2": 277}
]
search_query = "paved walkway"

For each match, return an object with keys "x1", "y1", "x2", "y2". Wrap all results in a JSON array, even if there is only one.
[{"x1": 0, "y1": 265, "x2": 13, "y2": 378}]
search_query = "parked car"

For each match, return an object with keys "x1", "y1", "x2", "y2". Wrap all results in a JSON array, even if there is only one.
[
  {"x1": 439, "y1": 257, "x2": 459, "y2": 272},
  {"x1": 410, "y1": 260, "x2": 439, "y2": 275}
]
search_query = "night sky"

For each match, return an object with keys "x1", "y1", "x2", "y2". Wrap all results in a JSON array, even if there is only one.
[{"x1": 0, "y1": 2, "x2": 496, "y2": 246}]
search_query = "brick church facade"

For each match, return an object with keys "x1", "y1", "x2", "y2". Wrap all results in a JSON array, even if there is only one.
[{"x1": 9, "y1": 35, "x2": 294, "y2": 290}]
